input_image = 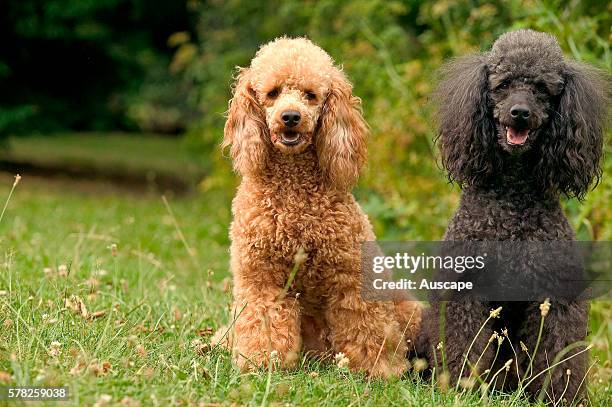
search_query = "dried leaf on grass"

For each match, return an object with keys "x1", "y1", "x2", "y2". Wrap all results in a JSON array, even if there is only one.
[
  {"x1": 196, "y1": 327, "x2": 214, "y2": 337},
  {"x1": 0, "y1": 371, "x2": 12, "y2": 383},
  {"x1": 90, "y1": 310, "x2": 107, "y2": 319},
  {"x1": 65, "y1": 295, "x2": 88, "y2": 319},
  {"x1": 64, "y1": 295, "x2": 107, "y2": 321}
]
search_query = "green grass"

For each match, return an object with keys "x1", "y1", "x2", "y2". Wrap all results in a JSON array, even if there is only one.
[
  {"x1": 0, "y1": 173, "x2": 610, "y2": 406},
  {"x1": 2, "y1": 133, "x2": 207, "y2": 183}
]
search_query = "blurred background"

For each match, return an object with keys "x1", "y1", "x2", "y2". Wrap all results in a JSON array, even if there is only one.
[{"x1": 0, "y1": 0, "x2": 609, "y2": 240}]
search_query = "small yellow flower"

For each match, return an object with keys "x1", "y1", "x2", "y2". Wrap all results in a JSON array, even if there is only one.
[
  {"x1": 413, "y1": 358, "x2": 428, "y2": 372},
  {"x1": 503, "y1": 359, "x2": 513, "y2": 371},
  {"x1": 490, "y1": 307, "x2": 502, "y2": 318},
  {"x1": 497, "y1": 335, "x2": 504, "y2": 346},
  {"x1": 540, "y1": 298, "x2": 551, "y2": 317},
  {"x1": 459, "y1": 377, "x2": 476, "y2": 389},
  {"x1": 293, "y1": 246, "x2": 308, "y2": 265},
  {"x1": 437, "y1": 371, "x2": 450, "y2": 392},
  {"x1": 520, "y1": 341, "x2": 528, "y2": 353}
]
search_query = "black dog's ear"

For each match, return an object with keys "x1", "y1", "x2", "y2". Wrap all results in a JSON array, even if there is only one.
[
  {"x1": 435, "y1": 55, "x2": 499, "y2": 187},
  {"x1": 535, "y1": 61, "x2": 608, "y2": 199}
]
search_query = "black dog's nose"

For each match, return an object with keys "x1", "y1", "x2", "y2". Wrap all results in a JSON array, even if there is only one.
[
  {"x1": 281, "y1": 110, "x2": 301, "y2": 127},
  {"x1": 510, "y1": 104, "x2": 530, "y2": 119}
]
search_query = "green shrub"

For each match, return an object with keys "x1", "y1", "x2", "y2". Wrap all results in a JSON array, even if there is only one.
[
  {"x1": 176, "y1": 0, "x2": 610, "y2": 239},
  {"x1": 0, "y1": 0, "x2": 191, "y2": 135}
]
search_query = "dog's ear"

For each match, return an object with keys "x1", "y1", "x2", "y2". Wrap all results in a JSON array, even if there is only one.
[
  {"x1": 222, "y1": 68, "x2": 269, "y2": 175},
  {"x1": 435, "y1": 55, "x2": 499, "y2": 186},
  {"x1": 534, "y1": 61, "x2": 608, "y2": 199},
  {"x1": 316, "y1": 70, "x2": 367, "y2": 191}
]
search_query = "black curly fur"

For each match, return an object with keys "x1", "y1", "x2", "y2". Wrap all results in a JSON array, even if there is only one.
[
  {"x1": 421, "y1": 29, "x2": 609, "y2": 403},
  {"x1": 435, "y1": 30, "x2": 607, "y2": 199}
]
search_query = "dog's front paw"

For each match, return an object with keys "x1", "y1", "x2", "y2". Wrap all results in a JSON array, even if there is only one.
[
  {"x1": 365, "y1": 354, "x2": 409, "y2": 379},
  {"x1": 337, "y1": 340, "x2": 408, "y2": 379}
]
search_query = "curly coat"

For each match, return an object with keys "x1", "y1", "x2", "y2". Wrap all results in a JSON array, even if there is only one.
[
  {"x1": 419, "y1": 29, "x2": 608, "y2": 402},
  {"x1": 216, "y1": 37, "x2": 421, "y2": 378}
]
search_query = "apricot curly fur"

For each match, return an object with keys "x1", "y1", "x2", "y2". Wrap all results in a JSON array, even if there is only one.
[{"x1": 215, "y1": 37, "x2": 421, "y2": 378}]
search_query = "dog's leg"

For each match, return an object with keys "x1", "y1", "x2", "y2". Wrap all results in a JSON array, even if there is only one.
[
  {"x1": 325, "y1": 285, "x2": 408, "y2": 378},
  {"x1": 300, "y1": 314, "x2": 331, "y2": 360},
  {"x1": 423, "y1": 300, "x2": 495, "y2": 383},
  {"x1": 394, "y1": 299, "x2": 422, "y2": 353},
  {"x1": 230, "y1": 289, "x2": 302, "y2": 372},
  {"x1": 520, "y1": 300, "x2": 588, "y2": 404}
]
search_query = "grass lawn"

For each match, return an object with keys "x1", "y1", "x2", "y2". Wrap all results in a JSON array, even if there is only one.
[
  {"x1": 0, "y1": 158, "x2": 610, "y2": 405},
  {"x1": 2, "y1": 133, "x2": 207, "y2": 185}
]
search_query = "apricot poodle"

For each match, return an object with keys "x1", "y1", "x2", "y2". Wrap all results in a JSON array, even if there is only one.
[{"x1": 214, "y1": 37, "x2": 421, "y2": 378}]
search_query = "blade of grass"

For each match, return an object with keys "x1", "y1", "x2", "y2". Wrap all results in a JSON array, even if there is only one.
[{"x1": 0, "y1": 174, "x2": 21, "y2": 225}]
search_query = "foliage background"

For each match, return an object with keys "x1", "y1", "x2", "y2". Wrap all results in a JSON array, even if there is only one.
[
  {"x1": 171, "y1": 0, "x2": 610, "y2": 240},
  {"x1": 1, "y1": 1, "x2": 609, "y2": 242}
]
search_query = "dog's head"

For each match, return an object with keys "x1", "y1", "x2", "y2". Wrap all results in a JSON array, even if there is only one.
[
  {"x1": 488, "y1": 30, "x2": 565, "y2": 152},
  {"x1": 436, "y1": 29, "x2": 608, "y2": 198},
  {"x1": 223, "y1": 37, "x2": 367, "y2": 190}
]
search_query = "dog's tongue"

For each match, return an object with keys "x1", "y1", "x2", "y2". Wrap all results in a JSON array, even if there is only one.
[{"x1": 506, "y1": 127, "x2": 529, "y2": 145}]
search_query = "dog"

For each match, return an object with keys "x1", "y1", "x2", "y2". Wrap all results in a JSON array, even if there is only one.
[
  {"x1": 419, "y1": 29, "x2": 608, "y2": 403},
  {"x1": 215, "y1": 37, "x2": 421, "y2": 378}
]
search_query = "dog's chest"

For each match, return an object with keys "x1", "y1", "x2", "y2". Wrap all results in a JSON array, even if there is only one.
[
  {"x1": 446, "y1": 189, "x2": 574, "y2": 240},
  {"x1": 233, "y1": 183, "x2": 366, "y2": 255},
  {"x1": 267, "y1": 189, "x2": 344, "y2": 241}
]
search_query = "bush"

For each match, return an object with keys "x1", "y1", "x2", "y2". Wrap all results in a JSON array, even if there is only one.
[
  {"x1": 0, "y1": 0, "x2": 192, "y2": 137},
  {"x1": 176, "y1": 0, "x2": 610, "y2": 240}
]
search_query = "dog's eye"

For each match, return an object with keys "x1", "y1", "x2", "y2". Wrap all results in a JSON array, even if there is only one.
[
  {"x1": 305, "y1": 91, "x2": 317, "y2": 100},
  {"x1": 267, "y1": 88, "x2": 280, "y2": 98},
  {"x1": 498, "y1": 80, "x2": 511, "y2": 90},
  {"x1": 535, "y1": 82, "x2": 549, "y2": 94}
]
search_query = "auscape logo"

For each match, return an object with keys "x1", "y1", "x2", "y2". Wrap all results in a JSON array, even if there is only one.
[{"x1": 371, "y1": 278, "x2": 473, "y2": 292}]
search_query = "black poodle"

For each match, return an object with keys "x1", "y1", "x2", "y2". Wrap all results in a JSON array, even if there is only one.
[{"x1": 419, "y1": 29, "x2": 608, "y2": 403}]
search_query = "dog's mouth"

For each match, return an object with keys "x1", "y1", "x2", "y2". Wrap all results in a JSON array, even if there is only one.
[
  {"x1": 504, "y1": 126, "x2": 530, "y2": 146},
  {"x1": 278, "y1": 131, "x2": 302, "y2": 146}
]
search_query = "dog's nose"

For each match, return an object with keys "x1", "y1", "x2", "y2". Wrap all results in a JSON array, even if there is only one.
[
  {"x1": 281, "y1": 110, "x2": 301, "y2": 127},
  {"x1": 510, "y1": 104, "x2": 530, "y2": 119}
]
